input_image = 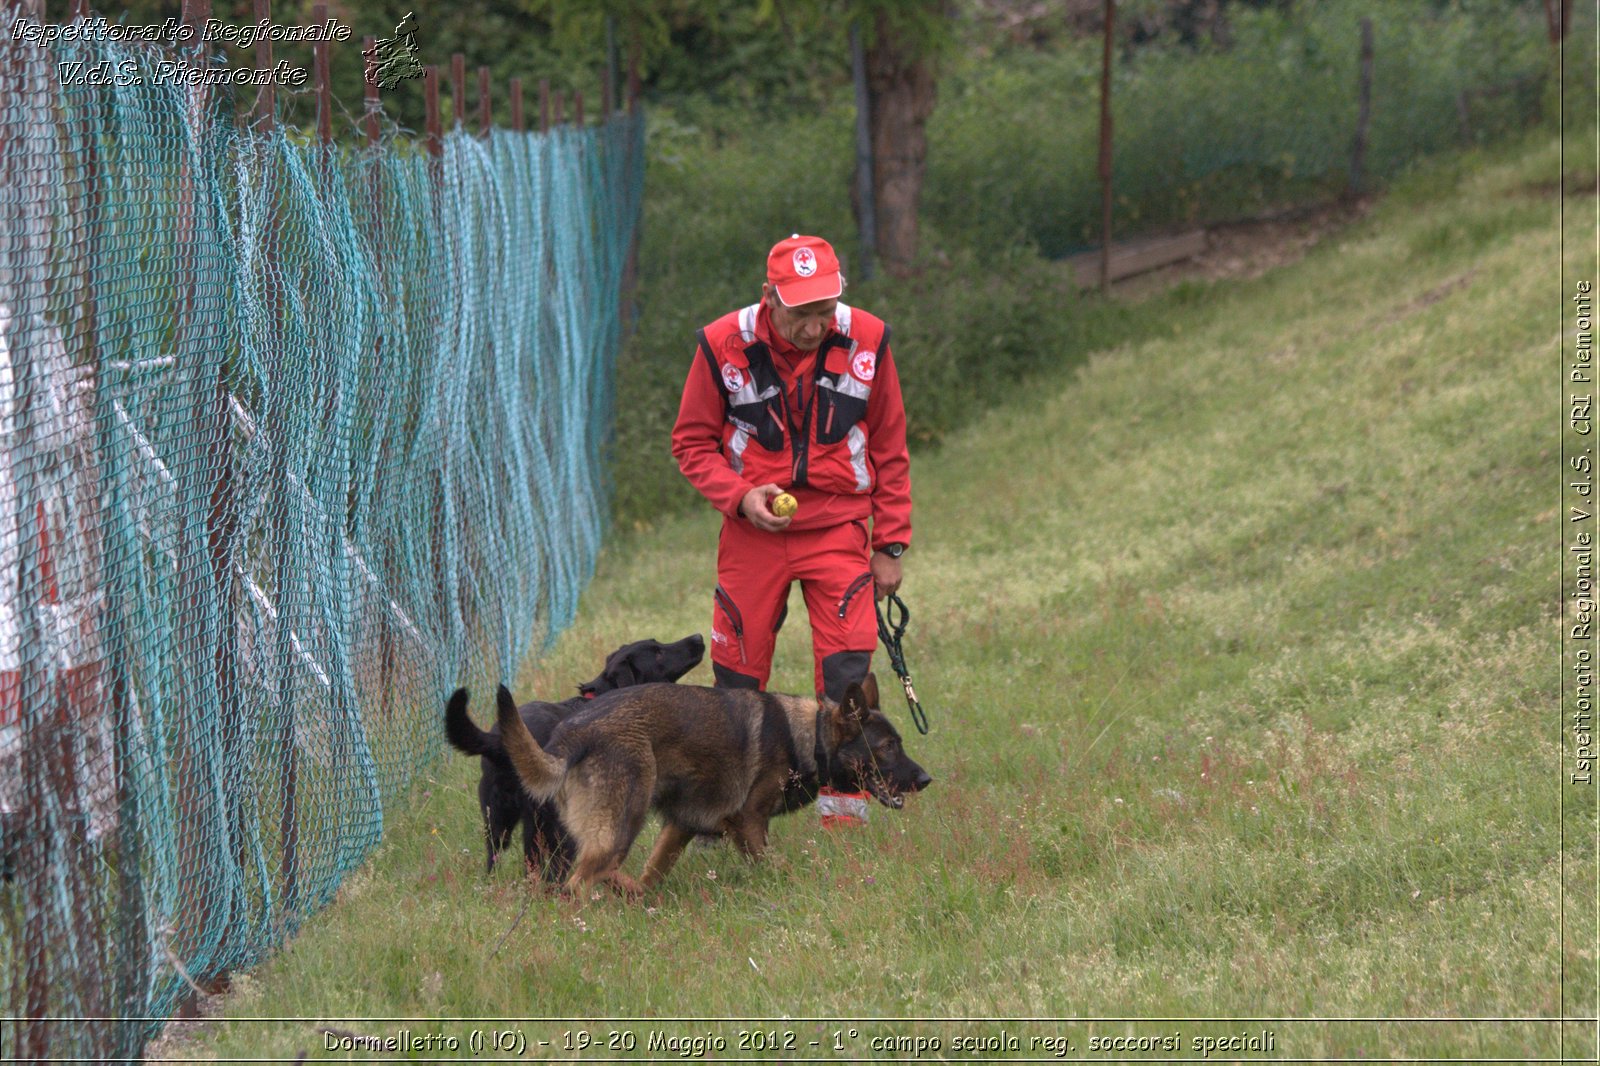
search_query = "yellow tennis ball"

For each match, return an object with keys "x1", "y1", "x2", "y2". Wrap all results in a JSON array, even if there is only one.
[{"x1": 771, "y1": 492, "x2": 798, "y2": 518}]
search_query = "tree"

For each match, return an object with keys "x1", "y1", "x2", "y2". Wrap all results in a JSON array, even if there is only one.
[
  {"x1": 1543, "y1": 0, "x2": 1574, "y2": 44},
  {"x1": 508, "y1": 0, "x2": 954, "y2": 275},
  {"x1": 852, "y1": 2, "x2": 951, "y2": 275}
]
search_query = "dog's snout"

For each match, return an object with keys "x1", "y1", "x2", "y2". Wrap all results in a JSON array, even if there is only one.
[{"x1": 914, "y1": 769, "x2": 932, "y2": 790}]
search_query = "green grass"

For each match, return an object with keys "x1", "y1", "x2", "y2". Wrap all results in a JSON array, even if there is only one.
[{"x1": 152, "y1": 130, "x2": 1595, "y2": 1062}]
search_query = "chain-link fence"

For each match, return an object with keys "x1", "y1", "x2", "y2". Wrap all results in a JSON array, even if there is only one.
[
  {"x1": 926, "y1": 2, "x2": 1570, "y2": 258},
  {"x1": 0, "y1": 10, "x2": 643, "y2": 1060}
]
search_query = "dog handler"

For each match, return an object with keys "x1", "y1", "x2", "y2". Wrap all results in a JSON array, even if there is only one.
[{"x1": 672, "y1": 234, "x2": 912, "y2": 706}]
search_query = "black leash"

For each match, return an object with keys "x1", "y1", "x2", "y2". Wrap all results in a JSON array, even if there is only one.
[{"x1": 875, "y1": 593, "x2": 930, "y2": 735}]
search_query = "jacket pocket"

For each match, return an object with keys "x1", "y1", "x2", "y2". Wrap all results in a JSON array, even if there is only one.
[
  {"x1": 714, "y1": 585, "x2": 748, "y2": 664},
  {"x1": 836, "y1": 572, "x2": 874, "y2": 620},
  {"x1": 814, "y1": 383, "x2": 868, "y2": 446}
]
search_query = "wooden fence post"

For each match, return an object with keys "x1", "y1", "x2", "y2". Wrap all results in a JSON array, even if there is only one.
[
  {"x1": 850, "y1": 23, "x2": 876, "y2": 282},
  {"x1": 190, "y1": 0, "x2": 246, "y2": 1001},
  {"x1": 1098, "y1": 0, "x2": 1115, "y2": 295},
  {"x1": 248, "y1": 0, "x2": 301, "y2": 925},
  {"x1": 252, "y1": 0, "x2": 274, "y2": 129},
  {"x1": 424, "y1": 65, "x2": 441, "y2": 158},
  {"x1": 171, "y1": 0, "x2": 203, "y2": 978},
  {"x1": 359, "y1": 38, "x2": 395, "y2": 727},
  {"x1": 1349, "y1": 17, "x2": 1374, "y2": 198},
  {"x1": 627, "y1": 41, "x2": 640, "y2": 116},
  {"x1": 478, "y1": 67, "x2": 491, "y2": 137},
  {"x1": 620, "y1": 38, "x2": 643, "y2": 334},
  {"x1": 605, "y1": 15, "x2": 617, "y2": 119},
  {"x1": 313, "y1": 3, "x2": 331, "y2": 147},
  {"x1": 5, "y1": 0, "x2": 69, "y2": 1054},
  {"x1": 362, "y1": 36, "x2": 381, "y2": 145},
  {"x1": 67, "y1": 0, "x2": 153, "y2": 1033},
  {"x1": 451, "y1": 53, "x2": 465, "y2": 128}
]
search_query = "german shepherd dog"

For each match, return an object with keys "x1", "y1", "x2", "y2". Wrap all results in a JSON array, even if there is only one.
[
  {"x1": 767, "y1": 674, "x2": 932, "y2": 816},
  {"x1": 443, "y1": 634, "x2": 705, "y2": 876},
  {"x1": 489, "y1": 673, "x2": 931, "y2": 899}
]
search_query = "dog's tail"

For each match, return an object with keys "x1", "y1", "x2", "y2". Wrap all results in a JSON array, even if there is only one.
[
  {"x1": 494, "y1": 684, "x2": 566, "y2": 800},
  {"x1": 443, "y1": 688, "x2": 513, "y2": 768}
]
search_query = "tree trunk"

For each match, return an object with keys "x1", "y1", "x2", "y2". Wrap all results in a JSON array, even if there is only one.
[
  {"x1": 1544, "y1": 0, "x2": 1573, "y2": 44},
  {"x1": 861, "y1": 11, "x2": 937, "y2": 276}
]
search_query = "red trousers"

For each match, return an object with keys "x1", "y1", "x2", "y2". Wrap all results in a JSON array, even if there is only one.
[{"x1": 710, "y1": 517, "x2": 877, "y2": 700}]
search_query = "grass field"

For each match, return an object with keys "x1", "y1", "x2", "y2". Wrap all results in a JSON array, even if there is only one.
[{"x1": 153, "y1": 130, "x2": 1596, "y2": 1062}]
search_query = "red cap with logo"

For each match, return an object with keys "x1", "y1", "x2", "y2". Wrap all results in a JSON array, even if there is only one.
[{"x1": 766, "y1": 234, "x2": 843, "y2": 307}]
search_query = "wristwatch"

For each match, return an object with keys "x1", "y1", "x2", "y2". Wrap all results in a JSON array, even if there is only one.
[{"x1": 879, "y1": 542, "x2": 906, "y2": 559}]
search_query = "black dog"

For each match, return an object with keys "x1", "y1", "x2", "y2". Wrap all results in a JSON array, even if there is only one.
[{"x1": 444, "y1": 634, "x2": 705, "y2": 876}]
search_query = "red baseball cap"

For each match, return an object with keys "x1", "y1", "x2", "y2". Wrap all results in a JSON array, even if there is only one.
[{"x1": 766, "y1": 234, "x2": 843, "y2": 307}]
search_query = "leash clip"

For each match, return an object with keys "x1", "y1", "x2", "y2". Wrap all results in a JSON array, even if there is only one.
[
  {"x1": 900, "y1": 674, "x2": 929, "y2": 736},
  {"x1": 876, "y1": 593, "x2": 930, "y2": 735}
]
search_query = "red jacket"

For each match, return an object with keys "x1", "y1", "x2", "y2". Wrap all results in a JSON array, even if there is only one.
[{"x1": 672, "y1": 300, "x2": 912, "y2": 550}]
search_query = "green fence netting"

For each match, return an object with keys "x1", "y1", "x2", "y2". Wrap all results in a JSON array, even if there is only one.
[{"x1": 0, "y1": 13, "x2": 643, "y2": 1061}]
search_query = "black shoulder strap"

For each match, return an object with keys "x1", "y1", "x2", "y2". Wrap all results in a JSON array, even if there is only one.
[{"x1": 696, "y1": 328, "x2": 720, "y2": 385}]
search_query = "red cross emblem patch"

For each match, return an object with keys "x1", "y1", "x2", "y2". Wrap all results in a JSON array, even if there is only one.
[{"x1": 851, "y1": 349, "x2": 877, "y2": 382}]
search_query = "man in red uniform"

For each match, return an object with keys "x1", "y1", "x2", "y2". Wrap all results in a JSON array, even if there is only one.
[{"x1": 672, "y1": 234, "x2": 912, "y2": 703}]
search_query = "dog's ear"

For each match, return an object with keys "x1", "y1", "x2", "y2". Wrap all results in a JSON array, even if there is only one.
[
  {"x1": 603, "y1": 650, "x2": 640, "y2": 691},
  {"x1": 840, "y1": 682, "x2": 870, "y2": 726},
  {"x1": 582, "y1": 643, "x2": 627, "y2": 696},
  {"x1": 820, "y1": 693, "x2": 863, "y2": 748},
  {"x1": 604, "y1": 656, "x2": 636, "y2": 688},
  {"x1": 860, "y1": 672, "x2": 879, "y2": 709}
]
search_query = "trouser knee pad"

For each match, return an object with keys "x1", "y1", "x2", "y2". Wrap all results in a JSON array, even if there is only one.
[
  {"x1": 713, "y1": 663, "x2": 762, "y2": 690},
  {"x1": 820, "y1": 650, "x2": 872, "y2": 703}
]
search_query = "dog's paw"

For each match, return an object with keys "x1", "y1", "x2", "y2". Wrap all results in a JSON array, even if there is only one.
[{"x1": 609, "y1": 872, "x2": 647, "y2": 901}]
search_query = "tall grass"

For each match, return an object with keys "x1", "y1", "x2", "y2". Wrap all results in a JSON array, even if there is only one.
[{"x1": 151, "y1": 126, "x2": 1595, "y2": 1062}]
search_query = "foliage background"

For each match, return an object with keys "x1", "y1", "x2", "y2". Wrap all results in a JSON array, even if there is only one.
[
  {"x1": 603, "y1": 0, "x2": 1587, "y2": 527},
  {"x1": 67, "y1": 0, "x2": 1594, "y2": 563}
]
